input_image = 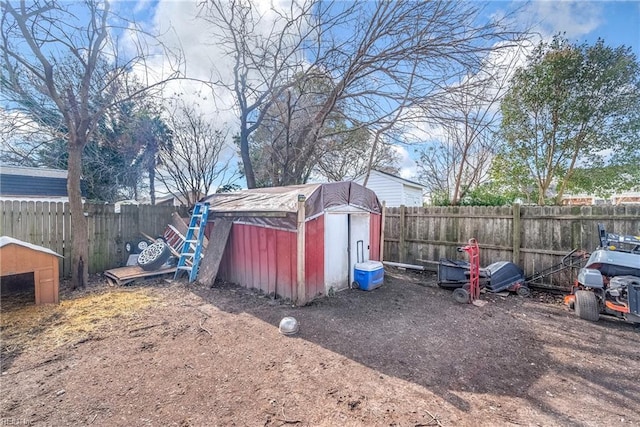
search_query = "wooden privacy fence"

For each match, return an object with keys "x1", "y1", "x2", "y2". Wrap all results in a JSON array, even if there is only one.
[
  {"x1": 0, "y1": 201, "x2": 186, "y2": 277},
  {"x1": 384, "y1": 204, "x2": 640, "y2": 290}
]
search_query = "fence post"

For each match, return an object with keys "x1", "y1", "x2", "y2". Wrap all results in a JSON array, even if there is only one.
[
  {"x1": 296, "y1": 194, "x2": 307, "y2": 306},
  {"x1": 379, "y1": 201, "x2": 386, "y2": 262},
  {"x1": 512, "y1": 203, "x2": 521, "y2": 264},
  {"x1": 399, "y1": 204, "x2": 406, "y2": 263}
]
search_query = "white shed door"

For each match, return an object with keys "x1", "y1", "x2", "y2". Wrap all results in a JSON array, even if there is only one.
[
  {"x1": 349, "y1": 213, "x2": 370, "y2": 284},
  {"x1": 324, "y1": 213, "x2": 349, "y2": 292}
]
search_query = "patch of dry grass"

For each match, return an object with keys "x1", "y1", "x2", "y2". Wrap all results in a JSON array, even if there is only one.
[{"x1": 1, "y1": 288, "x2": 158, "y2": 357}]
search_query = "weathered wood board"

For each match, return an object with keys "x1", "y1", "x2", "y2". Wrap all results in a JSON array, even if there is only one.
[
  {"x1": 197, "y1": 219, "x2": 233, "y2": 286},
  {"x1": 104, "y1": 265, "x2": 176, "y2": 286}
]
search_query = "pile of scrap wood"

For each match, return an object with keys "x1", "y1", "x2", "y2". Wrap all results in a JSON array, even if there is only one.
[{"x1": 105, "y1": 213, "x2": 197, "y2": 286}]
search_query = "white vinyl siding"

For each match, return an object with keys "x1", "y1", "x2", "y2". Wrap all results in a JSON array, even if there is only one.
[
  {"x1": 403, "y1": 185, "x2": 423, "y2": 207},
  {"x1": 354, "y1": 171, "x2": 424, "y2": 207},
  {"x1": 359, "y1": 172, "x2": 403, "y2": 206}
]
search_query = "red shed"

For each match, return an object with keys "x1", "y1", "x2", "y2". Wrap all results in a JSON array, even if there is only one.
[{"x1": 202, "y1": 182, "x2": 383, "y2": 304}]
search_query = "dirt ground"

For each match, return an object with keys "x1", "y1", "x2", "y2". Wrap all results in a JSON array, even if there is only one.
[{"x1": 1, "y1": 268, "x2": 639, "y2": 427}]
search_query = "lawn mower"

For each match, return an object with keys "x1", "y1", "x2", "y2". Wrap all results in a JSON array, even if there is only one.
[{"x1": 564, "y1": 224, "x2": 640, "y2": 324}]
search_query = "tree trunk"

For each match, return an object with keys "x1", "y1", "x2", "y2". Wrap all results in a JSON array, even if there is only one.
[
  {"x1": 149, "y1": 164, "x2": 156, "y2": 205},
  {"x1": 239, "y1": 124, "x2": 256, "y2": 188},
  {"x1": 537, "y1": 186, "x2": 546, "y2": 206},
  {"x1": 363, "y1": 130, "x2": 382, "y2": 187},
  {"x1": 67, "y1": 141, "x2": 89, "y2": 289}
]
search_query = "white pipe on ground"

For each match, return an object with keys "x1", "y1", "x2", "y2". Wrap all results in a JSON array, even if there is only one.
[{"x1": 383, "y1": 261, "x2": 425, "y2": 271}]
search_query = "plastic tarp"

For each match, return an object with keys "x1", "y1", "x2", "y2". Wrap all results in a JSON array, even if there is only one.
[{"x1": 201, "y1": 181, "x2": 382, "y2": 231}]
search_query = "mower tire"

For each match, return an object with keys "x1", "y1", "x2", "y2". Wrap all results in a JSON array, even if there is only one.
[
  {"x1": 575, "y1": 290, "x2": 600, "y2": 322},
  {"x1": 453, "y1": 287, "x2": 470, "y2": 304},
  {"x1": 516, "y1": 286, "x2": 531, "y2": 297},
  {"x1": 137, "y1": 241, "x2": 171, "y2": 271}
]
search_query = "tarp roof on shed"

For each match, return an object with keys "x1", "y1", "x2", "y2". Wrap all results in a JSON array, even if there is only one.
[{"x1": 202, "y1": 181, "x2": 381, "y2": 231}]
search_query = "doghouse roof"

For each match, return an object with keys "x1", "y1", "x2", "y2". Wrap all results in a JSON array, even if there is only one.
[
  {"x1": 0, "y1": 236, "x2": 63, "y2": 257},
  {"x1": 202, "y1": 181, "x2": 381, "y2": 230}
]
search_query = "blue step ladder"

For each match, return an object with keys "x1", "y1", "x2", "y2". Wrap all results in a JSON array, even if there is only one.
[{"x1": 174, "y1": 202, "x2": 210, "y2": 282}]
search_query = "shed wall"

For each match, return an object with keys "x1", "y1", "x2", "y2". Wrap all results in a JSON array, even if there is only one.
[
  {"x1": 304, "y1": 216, "x2": 325, "y2": 300},
  {"x1": 215, "y1": 209, "x2": 382, "y2": 302},
  {"x1": 218, "y1": 223, "x2": 295, "y2": 300},
  {"x1": 217, "y1": 216, "x2": 327, "y2": 302}
]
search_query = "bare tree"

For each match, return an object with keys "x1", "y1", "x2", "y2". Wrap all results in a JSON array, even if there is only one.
[
  {"x1": 248, "y1": 73, "x2": 325, "y2": 186},
  {"x1": 156, "y1": 101, "x2": 239, "y2": 207},
  {"x1": 200, "y1": 0, "x2": 522, "y2": 188},
  {"x1": 1, "y1": 0, "x2": 182, "y2": 288},
  {"x1": 291, "y1": 1, "x2": 523, "y2": 179},
  {"x1": 0, "y1": 111, "x2": 54, "y2": 165},
  {"x1": 313, "y1": 127, "x2": 400, "y2": 182},
  {"x1": 198, "y1": 0, "x2": 356, "y2": 188},
  {"x1": 415, "y1": 43, "x2": 525, "y2": 205},
  {"x1": 247, "y1": 69, "x2": 400, "y2": 185}
]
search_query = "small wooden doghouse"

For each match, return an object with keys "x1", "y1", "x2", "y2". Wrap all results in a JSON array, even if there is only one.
[
  {"x1": 0, "y1": 236, "x2": 62, "y2": 304},
  {"x1": 201, "y1": 182, "x2": 384, "y2": 304}
]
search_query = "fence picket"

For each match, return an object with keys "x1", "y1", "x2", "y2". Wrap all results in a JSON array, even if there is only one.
[{"x1": 383, "y1": 204, "x2": 640, "y2": 290}]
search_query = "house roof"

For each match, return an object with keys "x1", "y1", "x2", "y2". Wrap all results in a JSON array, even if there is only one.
[
  {"x1": 202, "y1": 181, "x2": 381, "y2": 230},
  {"x1": 0, "y1": 236, "x2": 63, "y2": 257},
  {"x1": 1, "y1": 166, "x2": 69, "y2": 197},
  {"x1": 356, "y1": 169, "x2": 426, "y2": 189},
  {"x1": 1, "y1": 165, "x2": 68, "y2": 178}
]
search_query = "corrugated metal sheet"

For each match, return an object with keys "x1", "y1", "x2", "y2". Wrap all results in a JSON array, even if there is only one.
[
  {"x1": 217, "y1": 217, "x2": 328, "y2": 302},
  {"x1": 218, "y1": 223, "x2": 297, "y2": 300},
  {"x1": 304, "y1": 215, "x2": 324, "y2": 300}
]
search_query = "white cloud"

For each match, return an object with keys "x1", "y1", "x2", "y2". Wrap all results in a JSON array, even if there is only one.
[
  {"x1": 117, "y1": 0, "x2": 312, "y2": 191},
  {"x1": 133, "y1": 0, "x2": 154, "y2": 15},
  {"x1": 122, "y1": 0, "x2": 311, "y2": 126},
  {"x1": 391, "y1": 145, "x2": 418, "y2": 180},
  {"x1": 521, "y1": 1, "x2": 604, "y2": 39}
]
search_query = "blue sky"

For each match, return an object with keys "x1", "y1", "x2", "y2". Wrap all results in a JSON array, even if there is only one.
[
  {"x1": 128, "y1": 1, "x2": 640, "y2": 54},
  {"x1": 501, "y1": 1, "x2": 640, "y2": 56},
  {"x1": 592, "y1": 2, "x2": 640, "y2": 56}
]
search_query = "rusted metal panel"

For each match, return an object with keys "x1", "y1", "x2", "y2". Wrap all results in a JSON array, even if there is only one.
[
  {"x1": 305, "y1": 215, "x2": 325, "y2": 300},
  {"x1": 275, "y1": 228, "x2": 296, "y2": 300},
  {"x1": 369, "y1": 213, "x2": 381, "y2": 261},
  {"x1": 218, "y1": 223, "x2": 297, "y2": 300}
]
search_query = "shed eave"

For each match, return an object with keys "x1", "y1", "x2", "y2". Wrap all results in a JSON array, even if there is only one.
[{"x1": 209, "y1": 210, "x2": 290, "y2": 218}]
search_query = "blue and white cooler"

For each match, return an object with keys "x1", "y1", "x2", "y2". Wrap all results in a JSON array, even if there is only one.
[{"x1": 353, "y1": 260, "x2": 384, "y2": 291}]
